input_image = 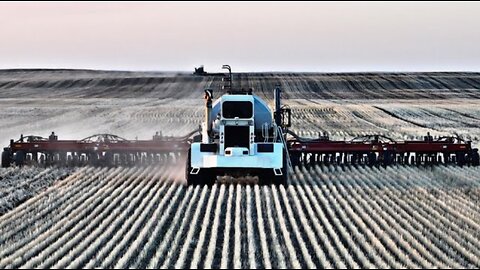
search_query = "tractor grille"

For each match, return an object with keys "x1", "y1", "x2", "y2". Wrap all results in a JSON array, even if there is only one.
[{"x1": 224, "y1": 126, "x2": 250, "y2": 149}]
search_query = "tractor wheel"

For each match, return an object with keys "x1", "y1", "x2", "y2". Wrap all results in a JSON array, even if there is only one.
[
  {"x1": 2, "y1": 149, "x2": 12, "y2": 168},
  {"x1": 187, "y1": 170, "x2": 213, "y2": 186},
  {"x1": 273, "y1": 172, "x2": 287, "y2": 186},
  {"x1": 273, "y1": 150, "x2": 289, "y2": 186},
  {"x1": 259, "y1": 170, "x2": 273, "y2": 185},
  {"x1": 185, "y1": 148, "x2": 196, "y2": 185},
  {"x1": 186, "y1": 148, "x2": 206, "y2": 186},
  {"x1": 199, "y1": 169, "x2": 216, "y2": 186},
  {"x1": 289, "y1": 153, "x2": 300, "y2": 167}
]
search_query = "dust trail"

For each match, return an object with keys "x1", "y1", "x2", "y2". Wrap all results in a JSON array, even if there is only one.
[{"x1": 150, "y1": 158, "x2": 187, "y2": 186}]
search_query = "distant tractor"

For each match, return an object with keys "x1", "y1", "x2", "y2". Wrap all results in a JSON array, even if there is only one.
[{"x1": 193, "y1": 66, "x2": 208, "y2": 76}]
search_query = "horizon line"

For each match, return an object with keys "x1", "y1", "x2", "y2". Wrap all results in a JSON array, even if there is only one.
[{"x1": 1, "y1": 67, "x2": 480, "y2": 74}]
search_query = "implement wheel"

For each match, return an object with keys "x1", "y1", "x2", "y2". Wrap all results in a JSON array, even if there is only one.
[
  {"x1": 470, "y1": 150, "x2": 479, "y2": 166},
  {"x1": 367, "y1": 152, "x2": 377, "y2": 166},
  {"x1": 2, "y1": 149, "x2": 12, "y2": 168},
  {"x1": 456, "y1": 152, "x2": 466, "y2": 166},
  {"x1": 14, "y1": 151, "x2": 26, "y2": 167}
]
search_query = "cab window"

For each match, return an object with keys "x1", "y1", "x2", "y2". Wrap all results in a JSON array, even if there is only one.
[{"x1": 222, "y1": 101, "x2": 253, "y2": 118}]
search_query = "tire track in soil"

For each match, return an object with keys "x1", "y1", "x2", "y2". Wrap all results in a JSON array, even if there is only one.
[{"x1": 373, "y1": 105, "x2": 438, "y2": 131}]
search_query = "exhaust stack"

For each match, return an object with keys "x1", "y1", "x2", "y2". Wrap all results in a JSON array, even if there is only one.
[
  {"x1": 204, "y1": 89, "x2": 213, "y2": 143},
  {"x1": 274, "y1": 87, "x2": 282, "y2": 127}
]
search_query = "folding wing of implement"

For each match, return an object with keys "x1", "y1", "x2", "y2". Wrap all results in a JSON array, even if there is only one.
[
  {"x1": 288, "y1": 133, "x2": 479, "y2": 167},
  {"x1": 2, "y1": 132, "x2": 193, "y2": 167}
]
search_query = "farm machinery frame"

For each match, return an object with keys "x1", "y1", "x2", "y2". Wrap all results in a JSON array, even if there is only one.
[{"x1": 3, "y1": 127, "x2": 478, "y2": 169}]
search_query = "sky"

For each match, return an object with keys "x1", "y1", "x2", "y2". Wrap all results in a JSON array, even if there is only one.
[{"x1": 0, "y1": 2, "x2": 479, "y2": 72}]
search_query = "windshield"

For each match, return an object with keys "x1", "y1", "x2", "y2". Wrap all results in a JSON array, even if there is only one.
[{"x1": 222, "y1": 101, "x2": 253, "y2": 119}]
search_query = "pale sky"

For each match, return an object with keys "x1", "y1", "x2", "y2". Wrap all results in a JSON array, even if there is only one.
[{"x1": 0, "y1": 2, "x2": 479, "y2": 72}]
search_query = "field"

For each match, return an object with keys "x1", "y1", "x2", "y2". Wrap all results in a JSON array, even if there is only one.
[{"x1": 0, "y1": 70, "x2": 480, "y2": 268}]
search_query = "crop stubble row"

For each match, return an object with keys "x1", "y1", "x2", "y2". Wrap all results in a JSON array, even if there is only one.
[{"x1": 0, "y1": 163, "x2": 479, "y2": 268}]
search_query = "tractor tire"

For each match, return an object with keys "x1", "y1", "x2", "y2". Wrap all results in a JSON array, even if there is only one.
[
  {"x1": 185, "y1": 148, "x2": 207, "y2": 186},
  {"x1": 2, "y1": 149, "x2": 12, "y2": 168},
  {"x1": 200, "y1": 169, "x2": 216, "y2": 186},
  {"x1": 188, "y1": 170, "x2": 213, "y2": 186},
  {"x1": 185, "y1": 148, "x2": 196, "y2": 185},
  {"x1": 273, "y1": 173, "x2": 287, "y2": 186},
  {"x1": 259, "y1": 170, "x2": 273, "y2": 185},
  {"x1": 273, "y1": 150, "x2": 289, "y2": 186}
]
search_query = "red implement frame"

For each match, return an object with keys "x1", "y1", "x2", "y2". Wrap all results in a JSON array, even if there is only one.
[
  {"x1": 2, "y1": 132, "x2": 479, "y2": 168},
  {"x1": 287, "y1": 135, "x2": 479, "y2": 166},
  {"x1": 2, "y1": 133, "x2": 191, "y2": 167}
]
